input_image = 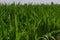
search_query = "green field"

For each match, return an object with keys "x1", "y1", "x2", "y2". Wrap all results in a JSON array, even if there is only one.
[{"x1": 0, "y1": 4, "x2": 60, "y2": 40}]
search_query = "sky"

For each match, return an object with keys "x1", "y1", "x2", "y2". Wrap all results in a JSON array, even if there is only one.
[{"x1": 0, "y1": 0, "x2": 60, "y2": 4}]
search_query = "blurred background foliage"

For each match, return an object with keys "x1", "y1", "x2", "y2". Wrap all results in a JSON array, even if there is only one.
[{"x1": 0, "y1": 3, "x2": 60, "y2": 40}]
